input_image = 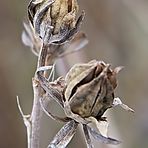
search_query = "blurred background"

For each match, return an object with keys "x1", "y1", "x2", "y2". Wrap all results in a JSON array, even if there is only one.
[{"x1": 0, "y1": 0, "x2": 148, "y2": 148}]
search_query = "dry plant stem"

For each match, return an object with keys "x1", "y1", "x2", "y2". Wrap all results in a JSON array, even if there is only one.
[
  {"x1": 30, "y1": 78, "x2": 43, "y2": 148},
  {"x1": 30, "y1": 43, "x2": 49, "y2": 148}
]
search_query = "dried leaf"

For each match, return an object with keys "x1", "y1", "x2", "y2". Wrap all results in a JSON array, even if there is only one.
[
  {"x1": 48, "y1": 120, "x2": 78, "y2": 148},
  {"x1": 87, "y1": 126, "x2": 121, "y2": 145}
]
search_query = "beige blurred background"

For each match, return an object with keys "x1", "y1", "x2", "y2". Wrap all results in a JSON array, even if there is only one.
[{"x1": 0, "y1": 0, "x2": 148, "y2": 148}]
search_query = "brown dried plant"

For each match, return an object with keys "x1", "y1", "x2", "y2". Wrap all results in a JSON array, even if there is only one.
[{"x1": 18, "y1": 0, "x2": 134, "y2": 148}]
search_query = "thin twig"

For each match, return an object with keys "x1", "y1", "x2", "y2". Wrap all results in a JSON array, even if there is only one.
[{"x1": 17, "y1": 96, "x2": 31, "y2": 148}]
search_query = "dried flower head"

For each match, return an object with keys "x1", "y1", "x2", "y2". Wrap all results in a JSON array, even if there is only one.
[
  {"x1": 28, "y1": 0, "x2": 84, "y2": 44},
  {"x1": 37, "y1": 60, "x2": 134, "y2": 148}
]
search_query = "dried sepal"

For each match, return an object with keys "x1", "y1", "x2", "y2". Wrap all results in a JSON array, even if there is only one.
[
  {"x1": 86, "y1": 116, "x2": 109, "y2": 138},
  {"x1": 37, "y1": 73, "x2": 64, "y2": 108},
  {"x1": 113, "y1": 97, "x2": 134, "y2": 113},
  {"x1": 109, "y1": 66, "x2": 124, "y2": 89},
  {"x1": 50, "y1": 11, "x2": 85, "y2": 44},
  {"x1": 48, "y1": 120, "x2": 78, "y2": 148},
  {"x1": 28, "y1": 0, "x2": 43, "y2": 25},
  {"x1": 58, "y1": 32, "x2": 88, "y2": 57},
  {"x1": 87, "y1": 126, "x2": 121, "y2": 145},
  {"x1": 83, "y1": 124, "x2": 94, "y2": 148},
  {"x1": 40, "y1": 97, "x2": 70, "y2": 122},
  {"x1": 33, "y1": 0, "x2": 54, "y2": 40}
]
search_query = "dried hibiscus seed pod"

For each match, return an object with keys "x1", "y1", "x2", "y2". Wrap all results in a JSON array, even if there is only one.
[
  {"x1": 37, "y1": 60, "x2": 134, "y2": 146},
  {"x1": 64, "y1": 60, "x2": 122, "y2": 119}
]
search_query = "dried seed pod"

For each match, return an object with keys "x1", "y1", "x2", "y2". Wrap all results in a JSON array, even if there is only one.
[
  {"x1": 64, "y1": 60, "x2": 120, "y2": 119},
  {"x1": 37, "y1": 60, "x2": 133, "y2": 146},
  {"x1": 28, "y1": 0, "x2": 84, "y2": 44}
]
